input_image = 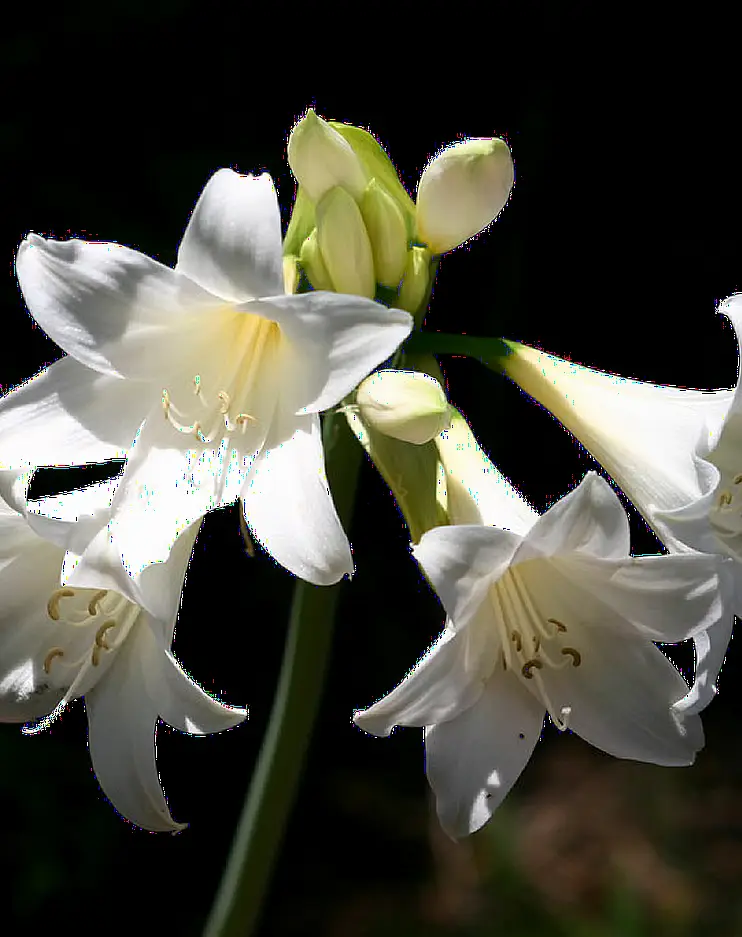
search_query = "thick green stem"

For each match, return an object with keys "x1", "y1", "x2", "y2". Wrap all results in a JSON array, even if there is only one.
[
  {"x1": 404, "y1": 330, "x2": 511, "y2": 364},
  {"x1": 203, "y1": 413, "x2": 361, "y2": 937}
]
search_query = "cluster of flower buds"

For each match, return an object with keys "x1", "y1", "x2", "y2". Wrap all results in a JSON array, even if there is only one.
[{"x1": 286, "y1": 110, "x2": 514, "y2": 312}]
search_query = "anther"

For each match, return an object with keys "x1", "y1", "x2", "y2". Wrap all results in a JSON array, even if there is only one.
[
  {"x1": 556, "y1": 706, "x2": 572, "y2": 732},
  {"x1": 218, "y1": 391, "x2": 230, "y2": 413},
  {"x1": 735, "y1": 474, "x2": 742, "y2": 485},
  {"x1": 719, "y1": 491, "x2": 733, "y2": 507},
  {"x1": 87, "y1": 590, "x2": 109, "y2": 616},
  {"x1": 47, "y1": 589, "x2": 76, "y2": 621},
  {"x1": 94, "y1": 620, "x2": 117, "y2": 650},
  {"x1": 43, "y1": 647, "x2": 65, "y2": 673},
  {"x1": 561, "y1": 647, "x2": 582, "y2": 667},
  {"x1": 235, "y1": 413, "x2": 257, "y2": 426},
  {"x1": 533, "y1": 637, "x2": 541, "y2": 653},
  {"x1": 522, "y1": 659, "x2": 543, "y2": 679},
  {"x1": 511, "y1": 630, "x2": 522, "y2": 652},
  {"x1": 547, "y1": 618, "x2": 567, "y2": 633}
]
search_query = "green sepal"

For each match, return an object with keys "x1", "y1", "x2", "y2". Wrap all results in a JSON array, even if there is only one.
[
  {"x1": 329, "y1": 122, "x2": 417, "y2": 240},
  {"x1": 283, "y1": 185, "x2": 316, "y2": 257}
]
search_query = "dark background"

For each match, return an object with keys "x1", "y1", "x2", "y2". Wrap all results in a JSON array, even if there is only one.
[{"x1": 2, "y1": 6, "x2": 742, "y2": 935}]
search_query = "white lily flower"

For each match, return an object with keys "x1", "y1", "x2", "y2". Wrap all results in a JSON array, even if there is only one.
[
  {"x1": 0, "y1": 477, "x2": 246, "y2": 832},
  {"x1": 354, "y1": 413, "x2": 730, "y2": 839},
  {"x1": 500, "y1": 295, "x2": 742, "y2": 712},
  {"x1": 2, "y1": 169, "x2": 413, "y2": 584}
]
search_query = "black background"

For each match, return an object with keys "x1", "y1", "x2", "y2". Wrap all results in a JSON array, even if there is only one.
[{"x1": 2, "y1": 6, "x2": 742, "y2": 935}]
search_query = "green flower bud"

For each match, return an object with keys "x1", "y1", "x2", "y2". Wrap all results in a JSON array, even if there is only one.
[
  {"x1": 360, "y1": 180, "x2": 408, "y2": 288},
  {"x1": 316, "y1": 187, "x2": 375, "y2": 298},
  {"x1": 283, "y1": 254, "x2": 300, "y2": 294},
  {"x1": 356, "y1": 370, "x2": 450, "y2": 445},
  {"x1": 299, "y1": 229, "x2": 334, "y2": 292},
  {"x1": 415, "y1": 138, "x2": 514, "y2": 254},
  {"x1": 330, "y1": 122, "x2": 417, "y2": 238},
  {"x1": 397, "y1": 246, "x2": 432, "y2": 315},
  {"x1": 287, "y1": 109, "x2": 368, "y2": 204}
]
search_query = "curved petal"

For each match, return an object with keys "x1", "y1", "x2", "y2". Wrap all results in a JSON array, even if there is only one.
[
  {"x1": 435, "y1": 409, "x2": 537, "y2": 532},
  {"x1": 539, "y1": 622, "x2": 704, "y2": 766},
  {"x1": 16, "y1": 235, "x2": 218, "y2": 380},
  {"x1": 516, "y1": 472, "x2": 631, "y2": 564},
  {"x1": 424, "y1": 668, "x2": 544, "y2": 839},
  {"x1": 673, "y1": 613, "x2": 734, "y2": 716},
  {"x1": 177, "y1": 170, "x2": 284, "y2": 302},
  {"x1": 502, "y1": 342, "x2": 730, "y2": 540},
  {"x1": 85, "y1": 617, "x2": 185, "y2": 832},
  {"x1": 154, "y1": 650, "x2": 247, "y2": 735},
  {"x1": 354, "y1": 612, "x2": 497, "y2": 737},
  {"x1": 552, "y1": 550, "x2": 731, "y2": 643},
  {"x1": 241, "y1": 412, "x2": 352, "y2": 585},
  {"x1": 251, "y1": 291, "x2": 412, "y2": 414},
  {"x1": 412, "y1": 525, "x2": 521, "y2": 631},
  {"x1": 0, "y1": 356, "x2": 149, "y2": 470}
]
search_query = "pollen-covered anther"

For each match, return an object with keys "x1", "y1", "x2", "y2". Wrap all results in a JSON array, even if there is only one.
[
  {"x1": 87, "y1": 590, "x2": 109, "y2": 616},
  {"x1": 561, "y1": 647, "x2": 581, "y2": 667},
  {"x1": 94, "y1": 620, "x2": 117, "y2": 650},
  {"x1": 718, "y1": 490, "x2": 733, "y2": 507},
  {"x1": 43, "y1": 647, "x2": 65, "y2": 673},
  {"x1": 511, "y1": 630, "x2": 522, "y2": 652},
  {"x1": 522, "y1": 659, "x2": 543, "y2": 679},
  {"x1": 47, "y1": 588, "x2": 76, "y2": 621},
  {"x1": 734, "y1": 473, "x2": 742, "y2": 485},
  {"x1": 547, "y1": 617, "x2": 567, "y2": 633}
]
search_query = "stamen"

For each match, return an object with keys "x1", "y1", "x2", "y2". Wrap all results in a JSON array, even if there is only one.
[
  {"x1": 87, "y1": 590, "x2": 109, "y2": 616},
  {"x1": 47, "y1": 589, "x2": 76, "y2": 621},
  {"x1": 561, "y1": 647, "x2": 582, "y2": 667},
  {"x1": 555, "y1": 706, "x2": 572, "y2": 732},
  {"x1": 162, "y1": 389, "x2": 171, "y2": 418},
  {"x1": 511, "y1": 630, "x2": 522, "y2": 652},
  {"x1": 235, "y1": 413, "x2": 257, "y2": 425},
  {"x1": 218, "y1": 391, "x2": 230, "y2": 413},
  {"x1": 734, "y1": 474, "x2": 742, "y2": 485},
  {"x1": 533, "y1": 637, "x2": 541, "y2": 652},
  {"x1": 193, "y1": 375, "x2": 202, "y2": 394},
  {"x1": 547, "y1": 617, "x2": 567, "y2": 633},
  {"x1": 94, "y1": 620, "x2": 117, "y2": 650},
  {"x1": 522, "y1": 659, "x2": 543, "y2": 679},
  {"x1": 43, "y1": 647, "x2": 65, "y2": 673},
  {"x1": 719, "y1": 490, "x2": 733, "y2": 507}
]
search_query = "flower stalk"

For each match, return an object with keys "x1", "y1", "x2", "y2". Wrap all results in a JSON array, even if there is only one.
[{"x1": 203, "y1": 410, "x2": 362, "y2": 937}]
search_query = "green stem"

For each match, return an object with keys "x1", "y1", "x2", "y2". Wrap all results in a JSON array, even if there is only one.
[
  {"x1": 404, "y1": 330, "x2": 511, "y2": 364},
  {"x1": 203, "y1": 412, "x2": 362, "y2": 937}
]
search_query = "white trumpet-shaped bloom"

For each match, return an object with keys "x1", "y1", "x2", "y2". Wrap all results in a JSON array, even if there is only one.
[
  {"x1": 0, "y1": 475, "x2": 245, "y2": 831},
  {"x1": 2, "y1": 170, "x2": 412, "y2": 585},
  {"x1": 500, "y1": 295, "x2": 742, "y2": 712},
  {"x1": 354, "y1": 413, "x2": 730, "y2": 839}
]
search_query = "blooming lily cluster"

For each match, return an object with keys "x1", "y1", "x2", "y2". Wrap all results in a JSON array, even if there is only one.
[{"x1": 1, "y1": 109, "x2": 737, "y2": 842}]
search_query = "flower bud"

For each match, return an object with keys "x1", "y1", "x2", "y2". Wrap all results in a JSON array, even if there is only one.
[
  {"x1": 287, "y1": 109, "x2": 368, "y2": 203},
  {"x1": 396, "y1": 246, "x2": 432, "y2": 315},
  {"x1": 415, "y1": 138, "x2": 514, "y2": 254},
  {"x1": 299, "y1": 229, "x2": 334, "y2": 292},
  {"x1": 283, "y1": 255, "x2": 300, "y2": 294},
  {"x1": 360, "y1": 180, "x2": 408, "y2": 288},
  {"x1": 316, "y1": 187, "x2": 375, "y2": 298},
  {"x1": 356, "y1": 370, "x2": 450, "y2": 445}
]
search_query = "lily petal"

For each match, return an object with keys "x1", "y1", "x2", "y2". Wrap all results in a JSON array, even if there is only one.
[
  {"x1": 16, "y1": 235, "x2": 218, "y2": 380},
  {"x1": 412, "y1": 525, "x2": 521, "y2": 631},
  {"x1": 354, "y1": 611, "x2": 498, "y2": 737},
  {"x1": 516, "y1": 472, "x2": 631, "y2": 564},
  {"x1": 424, "y1": 668, "x2": 544, "y2": 839},
  {"x1": 241, "y1": 412, "x2": 352, "y2": 585},
  {"x1": 85, "y1": 616, "x2": 186, "y2": 832},
  {"x1": 177, "y1": 170, "x2": 284, "y2": 302},
  {"x1": 0, "y1": 356, "x2": 147, "y2": 470},
  {"x1": 252, "y1": 291, "x2": 412, "y2": 415},
  {"x1": 539, "y1": 621, "x2": 703, "y2": 766}
]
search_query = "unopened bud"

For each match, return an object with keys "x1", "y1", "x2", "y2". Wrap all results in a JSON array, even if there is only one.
[
  {"x1": 415, "y1": 138, "x2": 514, "y2": 254},
  {"x1": 283, "y1": 255, "x2": 300, "y2": 294},
  {"x1": 359, "y1": 180, "x2": 409, "y2": 288},
  {"x1": 299, "y1": 229, "x2": 334, "y2": 292},
  {"x1": 316, "y1": 187, "x2": 375, "y2": 298},
  {"x1": 397, "y1": 246, "x2": 432, "y2": 315},
  {"x1": 356, "y1": 370, "x2": 450, "y2": 445},
  {"x1": 287, "y1": 109, "x2": 368, "y2": 203}
]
